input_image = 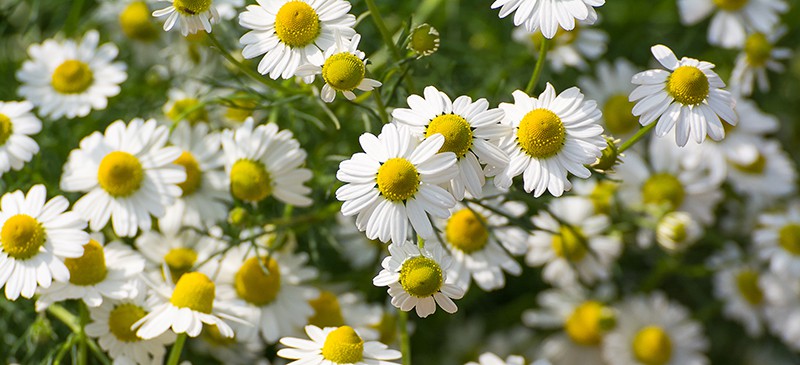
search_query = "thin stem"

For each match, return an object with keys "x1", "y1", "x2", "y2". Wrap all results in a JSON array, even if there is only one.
[
  {"x1": 398, "y1": 310, "x2": 411, "y2": 365},
  {"x1": 78, "y1": 303, "x2": 88, "y2": 365},
  {"x1": 372, "y1": 90, "x2": 390, "y2": 124},
  {"x1": 166, "y1": 333, "x2": 188, "y2": 365},
  {"x1": 205, "y1": 33, "x2": 295, "y2": 94},
  {"x1": 64, "y1": 0, "x2": 84, "y2": 36},
  {"x1": 618, "y1": 122, "x2": 656, "y2": 153},
  {"x1": 46, "y1": 304, "x2": 80, "y2": 333},
  {"x1": 524, "y1": 38, "x2": 550, "y2": 94},
  {"x1": 364, "y1": 0, "x2": 402, "y2": 61}
]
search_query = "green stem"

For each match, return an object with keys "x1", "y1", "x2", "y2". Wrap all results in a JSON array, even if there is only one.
[
  {"x1": 618, "y1": 122, "x2": 656, "y2": 153},
  {"x1": 205, "y1": 33, "x2": 295, "y2": 94},
  {"x1": 372, "y1": 90, "x2": 390, "y2": 124},
  {"x1": 166, "y1": 333, "x2": 188, "y2": 365},
  {"x1": 364, "y1": 0, "x2": 402, "y2": 61},
  {"x1": 78, "y1": 303, "x2": 88, "y2": 365},
  {"x1": 46, "y1": 304, "x2": 80, "y2": 333},
  {"x1": 64, "y1": 0, "x2": 84, "y2": 36},
  {"x1": 524, "y1": 38, "x2": 550, "y2": 94},
  {"x1": 398, "y1": 310, "x2": 411, "y2": 365}
]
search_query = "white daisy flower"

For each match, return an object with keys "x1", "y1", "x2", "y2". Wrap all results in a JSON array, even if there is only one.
[
  {"x1": 152, "y1": 0, "x2": 220, "y2": 36},
  {"x1": 578, "y1": 59, "x2": 640, "y2": 139},
  {"x1": 466, "y1": 352, "x2": 550, "y2": 365},
  {"x1": 239, "y1": 0, "x2": 356, "y2": 80},
  {"x1": 96, "y1": 1, "x2": 161, "y2": 43},
  {"x1": 336, "y1": 123, "x2": 458, "y2": 244},
  {"x1": 761, "y1": 271, "x2": 800, "y2": 350},
  {"x1": 525, "y1": 196, "x2": 622, "y2": 287},
  {"x1": 0, "y1": 185, "x2": 88, "y2": 300},
  {"x1": 0, "y1": 101, "x2": 41, "y2": 175},
  {"x1": 629, "y1": 44, "x2": 736, "y2": 147},
  {"x1": 36, "y1": 237, "x2": 145, "y2": 310},
  {"x1": 677, "y1": 0, "x2": 788, "y2": 49},
  {"x1": 296, "y1": 34, "x2": 382, "y2": 103},
  {"x1": 373, "y1": 243, "x2": 465, "y2": 318},
  {"x1": 160, "y1": 121, "x2": 231, "y2": 234},
  {"x1": 493, "y1": 84, "x2": 605, "y2": 197},
  {"x1": 306, "y1": 291, "x2": 384, "y2": 341},
  {"x1": 709, "y1": 245, "x2": 767, "y2": 337},
  {"x1": 221, "y1": 118, "x2": 313, "y2": 206},
  {"x1": 730, "y1": 31, "x2": 792, "y2": 96},
  {"x1": 163, "y1": 81, "x2": 214, "y2": 125},
  {"x1": 725, "y1": 137, "x2": 797, "y2": 202},
  {"x1": 60, "y1": 118, "x2": 186, "y2": 237},
  {"x1": 603, "y1": 292, "x2": 709, "y2": 365},
  {"x1": 572, "y1": 178, "x2": 619, "y2": 216},
  {"x1": 277, "y1": 325, "x2": 401, "y2": 365},
  {"x1": 135, "y1": 229, "x2": 224, "y2": 283},
  {"x1": 754, "y1": 201, "x2": 800, "y2": 278},
  {"x1": 16, "y1": 30, "x2": 127, "y2": 119},
  {"x1": 655, "y1": 211, "x2": 703, "y2": 252},
  {"x1": 512, "y1": 22, "x2": 608, "y2": 73},
  {"x1": 391, "y1": 86, "x2": 511, "y2": 201},
  {"x1": 491, "y1": 0, "x2": 604, "y2": 39}
]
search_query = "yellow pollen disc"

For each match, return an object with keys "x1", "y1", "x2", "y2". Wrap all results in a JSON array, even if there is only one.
[
  {"x1": 399, "y1": 256, "x2": 443, "y2": 298},
  {"x1": 517, "y1": 108, "x2": 566, "y2": 159},
  {"x1": 642, "y1": 173, "x2": 685, "y2": 211},
  {"x1": 308, "y1": 291, "x2": 345, "y2": 328},
  {"x1": 408, "y1": 24, "x2": 440, "y2": 56},
  {"x1": 321, "y1": 326, "x2": 364, "y2": 364},
  {"x1": 225, "y1": 96, "x2": 257, "y2": 122},
  {"x1": 322, "y1": 53, "x2": 366, "y2": 92},
  {"x1": 163, "y1": 247, "x2": 198, "y2": 283},
  {"x1": 0, "y1": 113, "x2": 13, "y2": 146},
  {"x1": 170, "y1": 271, "x2": 215, "y2": 314},
  {"x1": 425, "y1": 114, "x2": 474, "y2": 158},
  {"x1": 666, "y1": 66, "x2": 709, "y2": 106},
  {"x1": 108, "y1": 303, "x2": 147, "y2": 342},
  {"x1": 1, "y1": 214, "x2": 45, "y2": 260},
  {"x1": 119, "y1": 1, "x2": 158, "y2": 41},
  {"x1": 51, "y1": 60, "x2": 94, "y2": 94},
  {"x1": 445, "y1": 208, "x2": 489, "y2": 253},
  {"x1": 98, "y1": 151, "x2": 145, "y2": 197},
  {"x1": 603, "y1": 94, "x2": 638, "y2": 136},
  {"x1": 174, "y1": 151, "x2": 203, "y2": 196},
  {"x1": 203, "y1": 324, "x2": 237, "y2": 346},
  {"x1": 274, "y1": 1, "x2": 321, "y2": 48},
  {"x1": 589, "y1": 181, "x2": 618, "y2": 215},
  {"x1": 565, "y1": 301, "x2": 614, "y2": 346},
  {"x1": 551, "y1": 225, "x2": 588, "y2": 262},
  {"x1": 172, "y1": 0, "x2": 211, "y2": 15},
  {"x1": 234, "y1": 257, "x2": 281, "y2": 306},
  {"x1": 376, "y1": 158, "x2": 420, "y2": 202},
  {"x1": 167, "y1": 98, "x2": 208, "y2": 124},
  {"x1": 64, "y1": 240, "x2": 108, "y2": 286},
  {"x1": 778, "y1": 224, "x2": 800, "y2": 256},
  {"x1": 744, "y1": 33, "x2": 772, "y2": 67},
  {"x1": 230, "y1": 159, "x2": 272, "y2": 202},
  {"x1": 735, "y1": 269, "x2": 763, "y2": 305},
  {"x1": 732, "y1": 153, "x2": 767, "y2": 175},
  {"x1": 632, "y1": 326, "x2": 673, "y2": 365},
  {"x1": 713, "y1": 0, "x2": 749, "y2": 11}
]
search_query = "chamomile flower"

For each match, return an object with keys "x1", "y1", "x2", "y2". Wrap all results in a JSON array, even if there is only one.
[
  {"x1": 391, "y1": 86, "x2": 511, "y2": 201},
  {"x1": 710, "y1": 245, "x2": 767, "y2": 336},
  {"x1": 221, "y1": 118, "x2": 313, "y2": 206},
  {"x1": 152, "y1": 0, "x2": 221, "y2": 36},
  {"x1": 0, "y1": 101, "x2": 41, "y2": 175},
  {"x1": 725, "y1": 137, "x2": 797, "y2": 203},
  {"x1": 512, "y1": 22, "x2": 608, "y2": 73},
  {"x1": 491, "y1": 0, "x2": 604, "y2": 39},
  {"x1": 277, "y1": 325, "x2": 401, "y2": 365},
  {"x1": 102, "y1": 1, "x2": 161, "y2": 43},
  {"x1": 603, "y1": 292, "x2": 709, "y2": 365},
  {"x1": 753, "y1": 201, "x2": 800, "y2": 277},
  {"x1": 160, "y1": 121, "x2": 231, "y2": 234},
  {"x1": 493, "y1": 84, "x2": 605, "y2": 197},
  {"x1": 578, "y1": 59, "x2": 640, "y2": 139},
  {"x1": 0, "y1": 185, "x2": 88, "y2": 300},
  {"x1": 60, "y1": 119, "x2": 186, "y2": 237},
  {"x1": 761, "y1": 272, "x2": 800, "y2": 350},
  {"x1": 163, "y1": 81, "x2": 214, "y2": 125},
  {"x1": 16, "y1": 30, "x2": 127, "y2": 119},
  {"x1": 134, "y1": 229, "x2": 223, "y2": 282},
  {"x1": 373, "y1": 243, "x2": 465, "y2": 318},
  {"x1": 238, "y1": 0, "x2": 356, "y2": 80},
  {"x1": 525, "y1": 196, "x2": 622, "y2": 287},
  {"x1": 336, "y1": 123, "x2": 458, "y2": 244},
  {"x1": 655, "y1": 211, "x2": 703, "y2": 252},
  {"x1": 629, "y1": 45, "x2": 736, "y2": 147},
  {"x1": 730, "y1": 31, "x2": 792, "y2": 96},
  {"x1": 296, "y1": 34, "x2": 381, "y2": 103},
  {"x1": 677, "y1": 0, "x2": 788, "y2": 49}
]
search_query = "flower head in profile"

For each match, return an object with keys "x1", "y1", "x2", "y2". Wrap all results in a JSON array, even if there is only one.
[
  {"x1": 0, "y1": 101, "x2": 41, "y2": 176},
  {"x1": 152, "y1": 0, "x2": 221, "y2": 36},
  {"x1": 730, "y1": 31, "x2": 792, "y2": 96},
  {"x1": 296, "y1": 34, "x2": 381, "y2": 103},
  {"x1": 491, "y1": 0, "x2": 604, "y2": 38},
  {"x1": 277, "y1": 325, "x2": 401, "y2": 365}
]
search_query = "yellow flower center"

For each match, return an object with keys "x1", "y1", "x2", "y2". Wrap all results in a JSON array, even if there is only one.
[
  {"x1": 321, "y1": 326, "x2": 364, "y2": 364},
  {"x1": 174, "y1": 151, "x2": 203, "y2": 196},
  {"x1": 170, "y1": 271, "x2": 215, "y2": 314},
  {"x1": 108, "y1": 303, "x2": 147, "y2": 342},
  {"x1": 445, "y1": 208, "x2": 489, "y2": 253},
  {"x1": 713, "y1": 0, "x2": 749, "y2": 11},
  {"x1": 230, "y1": 159, "x2": 272, "y2": 202},
  {"x1": 530, "y1": 26, "x2": 579, "y2": 48},
  {"x1": 517, "y1": 108, "x2": 566, "y2": 159},
  {"x1": 0, "y1": 113, "x2": 13, "y2": 146},
  {"x1": 224, "y1": 96, "x2": 257, "y2": 122},
  {"x1": 551, "y1": 225, "x2": 588, "y2": 262},
  {"x1": 399, "y1": 256, "x2": 443, "y2": 298},
  {"x1": 732, "y1": 152, "x2": 767, "y2": 174},
  {"x1": 64, "y1": 240, "x2": 108, "y2": 286},
  {"x1": 589, "y1": 181, "x2": 618, "y2": 215},
  {"x1": 274, "y1": 1, "x2": 321, "y2": 48},
  {"x1": 1, "y1": 214, "x2": 45, "y2": 260},
  {"x1": 119, "y1": 1, "x2": 159, "y2": 41},
  {"x1": 163, "y1": 247, "x2": 198, "y2": 283},
  {"x1": 408, "y1": 24, "x2": 440, "y2": 56},
  {"x1": 98, "y1": 151, "x2": 145, "y2": 197},
  {"x1": 308, "y1": 291, "x2": 345, "y2": 328},
  {"x1": 234, "y1": 256, "x2": 281, "y2": 306},
  {"x1": 322, "y1": 53, "x2": 366, "y2": 92},
  {"x1": 202, "y1": 324, "x2": 237, "y2": 346},
  {"x1": 735, "y1": 269, "x2": 763, "y2": 305},
  {"x1": 603, "y1": 94, "x2": 638, "y2": 136},
  {"x1": 167, "y1": 98, "x2": 208, "y2": 124},
  {"x1": 744, "y1": 33, "x2": 772, "y2": 67},
  {"x1": 376, "y1": 158, "x2": 420, "y2": 202},
  {"x1": 632, "y1": 326, "x2": 673, "y2": 365},
  {"x1": 425, "y1": 114, "x2": 474, "y2": 158},
  {"x1": 564, "y1": 301, "x2": 615, "y2": 346},
  {"x1": 172, "y1": 0, "x2": 211, "y2": 15},
  {"x1": 642, "y1": 173, "x2": 684, "y2": 211},
  {"x1": 666, "y1": 66, "x2": 709, "y2": 106},
  {"x1": 778, "y1": 223, "x2": 800, "y2": 256},
  {"x1": 51, "y1": 60, "x2": 94, "y2": 94}
]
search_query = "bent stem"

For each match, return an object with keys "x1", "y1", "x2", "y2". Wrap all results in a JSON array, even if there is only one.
[
  {"x1": 372, "y1": 90, "x2": 390, "y2": 124},
  {"x1": 618, "y1": 122, "x2": 656, "y2": 153},
  {"x1": 166, "y1": 333, "x2": 188, "y2": 365},
  {"x1": 398, "y1": 310, "x2": 411, "y2": 365},
  {"x1": 524, "y1": 38, "x2": 550, "y2": 94}
]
